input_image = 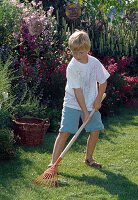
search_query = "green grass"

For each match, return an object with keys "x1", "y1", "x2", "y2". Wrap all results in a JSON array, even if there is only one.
[{"x1": 0, "y1": 107, "x2": 138, "y2": 200}]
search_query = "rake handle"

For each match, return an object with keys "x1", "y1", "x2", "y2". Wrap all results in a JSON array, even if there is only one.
[{"x1": 60, "y1": 93, "x2": 106, "y2": 159}]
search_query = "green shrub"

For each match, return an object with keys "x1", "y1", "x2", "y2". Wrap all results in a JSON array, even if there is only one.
[
  {"x1": 0, "y1": 0, "x2": 22, "y2": 48},
  {"x1": 12, "y1": 92, "x2": 61, "y2": 132},
  {"x1": 0, "y1": 58, "x2": 12, "y2": 104},
  {"x1": 0, "y1": 129, "x2": 16, "y2": 160},
  {"x1": 0, "y1": 108, "x2": 13, "y2": 129}
]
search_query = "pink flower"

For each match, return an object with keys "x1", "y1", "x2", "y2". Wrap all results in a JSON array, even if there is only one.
[
  {"x1": 26, "y1": 62, "x2": 30, "y2": 66},
  {"x1": 123, "y1": 76, "x2": 138, "y2": 83},
  {"x1": 47, "y1": 6, "x2": 54, "y2": 16},
  {"x1": 23, "y1": 8, "x2": 28, "y2": 13},
  {"x1": 16, "y1": 3, "x2": 24, "y2": 8},
  {"x1": 20, "y1": 37, "x2": 24, "y2": 42},
  {"x1": 111, "y1": 58, "x2": 115, "y2": 63},
  {"x1": 40, "y1": 69, "x2": 45, "y2": 73},
  {"x1": 66, "y1": 32, "x2": 71, "y2": 36},
  {"x1": 127, "y1": 57, "x2": 132, "y2": 61},
  {"x1": 12, "y1": 32, "x2": 15, "y2": 37},
  {"x1": 37, "y1": 1, "x2": 42, "y2": 6},
  {"x1": 31, "y1": 1, "x2": 36, "y2": 6},
  {"x1": 27, "y1": 68, "x2": 33, "y2": 73}
]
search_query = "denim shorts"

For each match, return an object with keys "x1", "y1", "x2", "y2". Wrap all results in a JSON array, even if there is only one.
[{"x1": 59, "y1": 106, "x2": 104, "y2": 134}]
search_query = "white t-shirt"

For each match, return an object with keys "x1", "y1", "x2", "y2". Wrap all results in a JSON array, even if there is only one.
[{"x1": 63, "y1": 54, "x2": 110, "y2": 111}]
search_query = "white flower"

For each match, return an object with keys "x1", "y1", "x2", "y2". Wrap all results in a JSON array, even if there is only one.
[{"x1": 2, "y1": 92, "x2": 8, "y2": 99}]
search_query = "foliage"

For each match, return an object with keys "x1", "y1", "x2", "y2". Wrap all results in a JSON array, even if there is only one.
[
  {"x1": 0, "y1": 92, "x2": 60, "y2": 160},
  {"x1": 0, "y1": 0, "x2": 137, "y2": 117},
  {"x1": 7, "y1": 0, "x2": 64, "y2": 106},
  {"x1": 0, "y1": 59, "x2": 9, "y2": 103},
  {"x1": 12, "y1": 92, "x2": 61, "y2": 132},
  {"x1": 0, "y1": 57, "x2": 17, "y2": 107},
  {"x1": 35, "y1": 0, "x2": 66, "y2": 13},
  {"x1": 77, "y1": 0, "x2": 137, "y2": 25},
  {"x1": 0, "y1": 129, "x2": 17, "y2": 160},
  {"x1": 63, "y1": 1, "x2": 137, "y2": 59},
  {"x1": 0, "y1": 108, "x2": 13, "y2": 129},
  {"x1": 100, "y1": 56, "x2": 138, "y2": 115},
  {"x1": 89, "y1": 24, "x2": 137, "y2": 59},
  {"x1": 0, "y1": 0, "x2": 22, "y2": 46},
  {"x1": 0, "y1": 103, "x2": 18, "y2": 160}
]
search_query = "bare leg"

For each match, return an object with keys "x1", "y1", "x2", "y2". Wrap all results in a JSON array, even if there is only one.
[
  {"x1": 84, "y1": 130, "x2": 102, "y2": 168},
  {"x1": 51, "y1": 132, "x2": 70, "y2": 164},
  {"x1": 85, "y1": 130, "x2": 99, "y2": 160}
]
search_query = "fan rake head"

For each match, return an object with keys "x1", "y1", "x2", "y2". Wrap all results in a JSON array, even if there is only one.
[{"x1": 34, "y1": 158, "x2": 62, "y2": 188}]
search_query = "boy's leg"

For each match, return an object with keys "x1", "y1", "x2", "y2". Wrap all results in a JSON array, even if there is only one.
[
  {"x1": 51, "y1": 132, "x2": 70, "y2": 164},
  {"x1": 85, "y1": 130, "x2": 102, "y2": 168},
  {"x1": 49, "y1": 107, "x2": 80, "y2": 166}
]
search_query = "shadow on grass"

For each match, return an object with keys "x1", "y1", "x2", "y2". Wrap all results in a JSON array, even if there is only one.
[
  {"x1": 0, "y1": 156, "x2": 68, "y2": 200},
  {"x1": 16, "y1": 132, "x2": 57, "y2": 154},
  {"x1": 0, "y1": 195, "x2": 11, "y2": 200},
  {"x1": 60, "y1": 169, "x2": 138, "y2": 200},
  {"x1": 0, "y1": 157, "x2": 33, "y2": 200}
]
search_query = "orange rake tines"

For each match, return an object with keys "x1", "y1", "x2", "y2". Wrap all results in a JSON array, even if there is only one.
[
  {"x1": 34, "y1": 157, "x2": 62, "y2": 188},
  {"x1": 34, "y1": 93, "x2": 106, "y2": 189}
]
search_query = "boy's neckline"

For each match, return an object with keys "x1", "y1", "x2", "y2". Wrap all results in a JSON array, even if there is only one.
[{"x1": 74, "y1": 54, "x2": 89, "y2": 64}]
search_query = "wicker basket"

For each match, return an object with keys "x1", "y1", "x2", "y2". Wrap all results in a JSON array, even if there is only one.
[{"x1": 12, "y1": 114, "x2": 50, "y2": 146}]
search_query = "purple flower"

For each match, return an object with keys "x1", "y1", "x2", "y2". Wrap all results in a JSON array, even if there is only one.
[{"x1": 113, "y1": 34, "x2": 120, "y2": 40}]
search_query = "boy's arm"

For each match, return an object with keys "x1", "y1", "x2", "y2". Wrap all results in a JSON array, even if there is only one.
[
  {"x1": 73, "y1": 88, "x2": 89, "y2": 122},
  {"x1": 93, "y1": 81, "x2": 107, "y2": 111}
]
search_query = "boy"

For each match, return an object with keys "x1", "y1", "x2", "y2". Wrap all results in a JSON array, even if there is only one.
[{"x1": 49, "y1": 30, "x2": 110, "y2": 168}]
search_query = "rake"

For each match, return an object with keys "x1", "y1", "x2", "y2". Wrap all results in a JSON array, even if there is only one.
[{"x1": 34, "y1": 93, "x2": 106, "y2": 188}]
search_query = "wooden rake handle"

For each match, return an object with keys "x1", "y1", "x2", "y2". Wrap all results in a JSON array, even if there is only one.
[{"x1": 60, "y1": 93, "x2": 106, "y2": 159}]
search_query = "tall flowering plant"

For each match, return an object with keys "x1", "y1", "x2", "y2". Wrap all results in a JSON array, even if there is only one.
[
  {"x1": 10, "y1": 1, "x2": 60, "y2": 103},
  {"x1": 12, "y1": 1, "x2": 57, "y2": 56}
]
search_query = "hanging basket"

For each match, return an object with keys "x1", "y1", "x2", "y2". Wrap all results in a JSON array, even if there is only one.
[{"x1": 12, "y1": 114, "x2": 50, "y2": 146}]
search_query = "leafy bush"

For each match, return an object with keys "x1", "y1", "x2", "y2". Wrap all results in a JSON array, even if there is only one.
[
  {"x1": 0, "y1": 58, "x2": 13, "y2": 104},
  {"x1": 78, "y1": 0, "x2": 137, "y2": 25},
  {"x1": 12, "y1": 93, "x2": 61, "y2": 132},
  {"x1": 100, "y1": 56, "x2": 138, "y2": 115},
  {"x1": 8, "y1": 1, "x2": 63, "y2": 105},
  {"x1": 0, "y1": 0, "x2": 22, "y2": 46},
  {"x1": 0, "y1": 129, "x2": 16, "y2": 160},
  {"x1": 0, "y1": 108, "x2": 13, "y2": 129}
]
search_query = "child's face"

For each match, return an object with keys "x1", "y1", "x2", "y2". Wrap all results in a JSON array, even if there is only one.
[{"x1": 71, "y1": 50, "x2": 89, "y2": 64}]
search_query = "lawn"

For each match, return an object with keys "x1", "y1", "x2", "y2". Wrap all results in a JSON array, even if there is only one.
[{"x1": 0, "y1": 107, "x2": 138, "y2": 200}]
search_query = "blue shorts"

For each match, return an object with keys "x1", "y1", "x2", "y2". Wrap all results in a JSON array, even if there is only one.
[{"x1": 59, "y1": 106, "x2": 104, "y2": 134}]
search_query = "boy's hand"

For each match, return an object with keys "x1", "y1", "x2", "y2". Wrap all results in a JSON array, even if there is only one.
[
  {"x1": 83, "y1": 111, "x2": 91, "y2": 123},
  {"x1": 93, "y1": 99, "x2": 102, "y2": 111}
]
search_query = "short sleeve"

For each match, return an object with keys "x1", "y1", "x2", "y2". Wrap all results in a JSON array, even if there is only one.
[
  {"x1": 66, "y1": 66, "x2": 80, "y2": 88},
  {"x1": 95, "y1": 59, "x2": 110, "y2": 84}
]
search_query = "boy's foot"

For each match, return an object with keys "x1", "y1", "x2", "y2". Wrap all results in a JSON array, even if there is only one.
[{"x1": 84, "y1": 158, "x2": 102, "y2": 168}]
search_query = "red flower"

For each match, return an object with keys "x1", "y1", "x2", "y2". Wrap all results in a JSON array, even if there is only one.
[{"x1": 27, "y1": 68, "x2": 33, "y2": 73}]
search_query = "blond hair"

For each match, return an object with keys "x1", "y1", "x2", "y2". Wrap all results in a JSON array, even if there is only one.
[{"x1": 68, "y1": 30, "x2": 91, "y2": 51}]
